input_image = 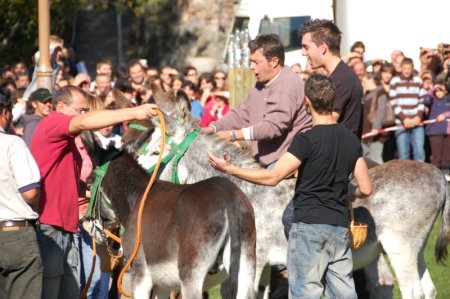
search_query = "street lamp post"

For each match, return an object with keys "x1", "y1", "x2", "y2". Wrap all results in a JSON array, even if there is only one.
[{"x1": 37, "y1": 0, "x2": 53, "y2": 89}]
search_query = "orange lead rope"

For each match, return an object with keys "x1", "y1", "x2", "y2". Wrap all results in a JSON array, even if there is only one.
[
  {"x1": 80, "y1": 237, "x2": 97, "y2": 299},
  {"x1": 118, "y1": 109, "x2": 166, "y2": 298}
]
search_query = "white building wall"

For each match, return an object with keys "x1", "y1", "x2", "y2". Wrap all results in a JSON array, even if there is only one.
[{"x1": 336, "y1": 0, "x2": 450, "y2": 66}]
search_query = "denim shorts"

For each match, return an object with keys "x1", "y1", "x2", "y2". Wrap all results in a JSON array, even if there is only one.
[{"x1": 287, "y1": 222, "x2": 357, "y2": 299}]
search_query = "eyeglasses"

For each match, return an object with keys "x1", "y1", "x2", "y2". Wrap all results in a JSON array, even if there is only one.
[
  {"x1": 69, "y1": 105, "x2": 89, "y2": 114},
  {"x1": 214, "y1": 76, "x2": 226, "y2": 80},
  {"x1": 187, "y1": 72, "x2": 197, "y2": 76}
]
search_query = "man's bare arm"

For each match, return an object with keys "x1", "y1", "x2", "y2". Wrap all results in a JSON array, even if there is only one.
[{"x1": 353, "y1": 157, "x2": 372, "y2": 198}]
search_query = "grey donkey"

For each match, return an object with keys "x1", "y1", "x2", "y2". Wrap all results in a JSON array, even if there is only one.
[{"x1": 136, "y1": 91, "x2": 449, "y2": 299}]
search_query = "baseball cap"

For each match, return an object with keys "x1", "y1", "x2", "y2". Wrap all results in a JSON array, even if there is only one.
[{"x1": 30, "y1": 88, "x2": 52, "y2": 102}]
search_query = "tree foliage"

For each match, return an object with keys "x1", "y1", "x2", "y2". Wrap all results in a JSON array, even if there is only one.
[{"x1": 0, "y1": 0, "x2": 163, "y2": 66}]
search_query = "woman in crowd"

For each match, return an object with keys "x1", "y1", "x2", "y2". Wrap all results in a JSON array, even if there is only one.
[{"x1": 362, "y1": 73, "x2": 390, "y2": 164}]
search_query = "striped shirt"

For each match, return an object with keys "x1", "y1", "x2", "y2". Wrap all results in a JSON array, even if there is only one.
[{"x1": 389, "y1": 75, "x2": 427, "y2": 123}]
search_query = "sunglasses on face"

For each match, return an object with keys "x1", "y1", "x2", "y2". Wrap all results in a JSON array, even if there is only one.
[{"x1": 214, "y1": 76, "x2": 225, "y2": 80}]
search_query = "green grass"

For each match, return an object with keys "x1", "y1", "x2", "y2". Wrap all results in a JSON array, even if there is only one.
[
  {"x1": 209, "y1": 216, "x2": 450, "y2": 298},
  {"x1": 397, "y1": 215, "x2": 450, "y2": 299}
]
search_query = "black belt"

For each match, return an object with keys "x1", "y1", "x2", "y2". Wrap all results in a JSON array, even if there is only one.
[{"x1": 0, "y1": 220, "x2": 37, "y2": 230}]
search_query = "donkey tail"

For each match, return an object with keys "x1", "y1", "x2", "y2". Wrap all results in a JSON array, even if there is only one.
[
  {"x1": 225, "y1": 183, "x2": 256, "y2": 299},
  {"x1": 435, "y1": 183, "x2": 450, "y2": 264},
  {"x1": 226, "y1": 190, "x2": 243, "y2": 299}
]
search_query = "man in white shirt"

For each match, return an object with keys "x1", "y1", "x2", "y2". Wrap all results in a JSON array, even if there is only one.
[{"x1": 0, "y1": 87, "x2": 42, "y2": 299}]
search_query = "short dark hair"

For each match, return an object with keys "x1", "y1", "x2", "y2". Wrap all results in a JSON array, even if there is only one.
[
  {"x1": 300, "y1": 19, "x2": 342, "y2": 56},
  {"x1": 115, "y1": 80, "x2": 134, "y2": 93},
  {"x1": 401, "y1": 57, "x2": 414, "y2": 67},
  {"x1": 0, "y1": 87, "x2": 13, "y2": 113},
  {"x1": 128, "y1": 60, "x2": 145, "y2": 72},
  {"x1": 304, "y1": 73, "x2": 336, "y2": 115},
  {"x1": 380, "y1": 62, "x2": 395, "y2": 75},
  {"x1": 53, "y1": 85, "x2": 88, "y2": 108},
  {"x1": 97, "y1": 59, "x2": 113, "y2": 69},
  {"x1": 350, "y1": 41, "x2": 365, "y2": 52},
  {"x1": 248, "y1": 34, "x2": 285, "y2": 66},
  {"x1": 183, "y1": 80, "x2": 197, "y2": 92},
  {"x1": 183, "y1": 66, "x2": 197, "y2": 77},
  {"x1": 197, "y1": 72, "x2": 215, "y2": 90}
]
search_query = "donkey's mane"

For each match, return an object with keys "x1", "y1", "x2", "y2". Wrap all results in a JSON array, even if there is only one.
[
  {"x1": 203, "y1": 132, "x2": 262, "y2": 170},
  {"x1": 148, "y1": 89, "x2": 295, "y2": 202}
]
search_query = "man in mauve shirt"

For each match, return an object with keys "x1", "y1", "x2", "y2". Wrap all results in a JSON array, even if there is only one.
[{"x1": 204, "y1": 33, "x2": 312, "y2": 167}]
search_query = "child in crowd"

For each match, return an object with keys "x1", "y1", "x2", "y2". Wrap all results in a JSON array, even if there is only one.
[
  {"x1": 95, "y1": 125, "x2": 123, "y2": 150},
  {"x1": 200, "y1": 93, "x2": 229, "y2": 127},
  {"x1": 424, "y1": 81, "x2": 450, "y2": 181},
  {"x1": 183, "y1": 80, "x2": 203, "y2": 121},
  {"x1": 389, "y1": 58, "x2": 427, "y2": 161}
]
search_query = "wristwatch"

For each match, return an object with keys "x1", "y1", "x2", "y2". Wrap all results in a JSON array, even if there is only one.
[{"x1": 229, "y1": 130, "x2": 237, "y2": 142}]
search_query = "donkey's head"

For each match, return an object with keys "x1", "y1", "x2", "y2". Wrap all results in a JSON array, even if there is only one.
[
  {"x1": 151, "y1": 83, "x2": 192, "y2": 123},
  {"x1": 112, "y1": 88, "x2": 156, "y2": 144},
  {"x1": 84, "y1": 127, "x2": 155, "y2": 244},
  {"x1": 135, "y1": 86, "x2": 197, "y2": 170}
]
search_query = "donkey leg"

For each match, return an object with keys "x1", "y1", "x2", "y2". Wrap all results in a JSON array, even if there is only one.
[
  {"x1": 381, "y1": 238, "x2": 424, "y2": 299},
  {"x1": 180, "y1": 275, "x2": 205, "y2": 299},
  {"x1": 236, "y1": 245, "x2": 256, "y2": 299},
  {"x1": 363, "y1": 254, "x2": 394, "y2": 299},
  {"x1": 179, "y1": 243, "x2": 220, "y2": 299},
  {"x1": 130, "y1": 247, "x2": 153, "y2": 299},
  {"x1": 418, "y1": 252, "x2": 436, "y2": 299}
]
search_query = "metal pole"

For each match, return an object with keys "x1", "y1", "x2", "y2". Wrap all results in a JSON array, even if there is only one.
[
  {"x1": 116, "y1": 13, "x2": 123, "y2": 67},
  {"x1": 37, "y1": 0, "x2": 53, "y2": 89}
]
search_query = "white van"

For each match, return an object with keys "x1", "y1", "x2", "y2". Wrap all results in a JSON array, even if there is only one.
[{"x1": 226, "y1": 0, "x2": 334, "y2": 68}]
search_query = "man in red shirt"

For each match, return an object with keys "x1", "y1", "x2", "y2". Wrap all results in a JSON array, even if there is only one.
[{"x1": 30, "y1": 85, "x2": 157, "y2": 299}]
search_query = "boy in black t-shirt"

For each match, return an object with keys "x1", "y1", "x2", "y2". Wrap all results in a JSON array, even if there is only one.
[{"x1": 208, "y1": 73, "x2": 372, "y2": 298}]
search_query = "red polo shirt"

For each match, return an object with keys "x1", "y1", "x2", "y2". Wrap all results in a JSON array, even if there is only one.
[{"x1": 31, "y1": 112, "x2": 81, "y2": 233}]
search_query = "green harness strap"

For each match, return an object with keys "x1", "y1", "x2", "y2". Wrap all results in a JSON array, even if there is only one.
[
  {"x1": 85, "y1": 161, "x2": 111, "y2": 218},
  {"x1": 128, "y1": 123, "x2": 148, "y2": 132},
  {"x1": 145, "y1": 129, "x2": 200, "y2": 184}
]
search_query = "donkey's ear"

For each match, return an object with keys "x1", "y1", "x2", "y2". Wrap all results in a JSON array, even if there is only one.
[
  {"x1": 151, "y1": 83, "x2": 169, "y2": 107},
  {"x1": 125, "y1": 127, "x2": 155, "y2": 157},
  {"x1": 174, "y1": 90, "x2": 192, "y2": 124},
  {"x1": 151, "y1": 112, "x2": 178, "y2": 136},
  {"x1": 113, "y1": 88, "x2": 134, "y2": 109}
]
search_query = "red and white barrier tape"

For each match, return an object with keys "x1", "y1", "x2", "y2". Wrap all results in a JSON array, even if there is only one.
[{"x1": 362, "y1": 118, "x2": 450, "y2": 140}]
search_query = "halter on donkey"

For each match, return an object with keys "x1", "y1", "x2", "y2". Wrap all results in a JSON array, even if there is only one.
[{"x1": 86, "y1": 120, "x2": 257, "y2": 299}]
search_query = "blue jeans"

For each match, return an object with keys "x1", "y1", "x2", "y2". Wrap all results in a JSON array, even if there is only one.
[
  {"x1": 395, "y1": 126, "x2": 425, "y2": 161},
  {"x1": 37, "y1": 224, "x2": 79, "y2": 299},
  {"x1": 77, "y1": 225, "x2": 110, "y2": 299},
  {"x1": 287, "y1": 222, "x2": 357, "y2": 299}
]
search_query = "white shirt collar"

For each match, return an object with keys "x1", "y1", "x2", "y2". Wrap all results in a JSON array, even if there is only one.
[{"x1": 264, "y1": 68, "x2": 283, "y2": 88}]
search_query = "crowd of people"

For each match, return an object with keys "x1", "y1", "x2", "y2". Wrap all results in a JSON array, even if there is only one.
[
  {"x1": 0, "y1": 18, "x2": 449, "y2": 299},
  {"x1": 288, "y1": 39, "x2": 450, "y2": 180}
]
